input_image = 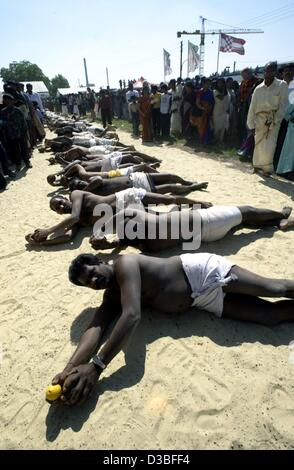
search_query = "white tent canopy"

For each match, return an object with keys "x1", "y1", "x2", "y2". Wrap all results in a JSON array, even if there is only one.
[
  {"x1": 57, "y1": 86, "x2": 101, "y2": 95},
  {"x1": 21, "y1": 81, "x2": 49, "y2": 95}
]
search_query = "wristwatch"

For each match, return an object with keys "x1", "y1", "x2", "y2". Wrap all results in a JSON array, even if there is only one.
[{"x1": 91, "y1": 355, "x2": 106, "y2": 373}]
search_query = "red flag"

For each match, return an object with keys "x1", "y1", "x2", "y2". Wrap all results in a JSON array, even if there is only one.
[{"x1": 220, "y1": 33, "x2": 246, "y2": 55}]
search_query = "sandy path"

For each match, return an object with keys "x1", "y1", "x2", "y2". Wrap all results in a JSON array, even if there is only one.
[{"x1": 0, "y1": 129, "x2": 294, "y2": 450}]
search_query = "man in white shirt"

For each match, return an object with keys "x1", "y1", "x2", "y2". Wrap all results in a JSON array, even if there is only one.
[
  {"x1": 26, "y1": 83, "x2": 44, "y2": 114},
  {"x1": 160, "y1": 84, "x2": 172, "y2": 138},
  {"x1": 247, "y1": 62, "x2": 288, "y2": 176},
  {"x1": 126, "y1": 83, "x2": 139, "y2": 104}
]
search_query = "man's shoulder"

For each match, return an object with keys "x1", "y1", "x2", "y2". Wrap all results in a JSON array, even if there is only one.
[{"x1": 114, "y1": 254, "x2": 141, "y2": 272}]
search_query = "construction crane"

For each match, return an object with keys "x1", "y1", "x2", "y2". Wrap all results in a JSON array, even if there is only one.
[{"x1": 177, "y1": 17, "x2": 264, "y2": 77}]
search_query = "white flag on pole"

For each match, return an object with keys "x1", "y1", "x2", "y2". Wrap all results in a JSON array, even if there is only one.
[
  {"x1": 188, "y1": 41, "x2": 200, "y2": 73},
  {"x1": 163, "y1": 49, "x2": 172, "y2": 76}
]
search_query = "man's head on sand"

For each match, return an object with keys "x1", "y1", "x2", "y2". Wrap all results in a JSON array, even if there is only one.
[
  {"x1": 69, "y1": 254, "x2": 114, "y2": 290},
  {"x1": 68, "y1": 178, "x2": 88, "y2": 192},
  {"x1": 50, "y1": 195, "x2": 72, "y2": 214}
]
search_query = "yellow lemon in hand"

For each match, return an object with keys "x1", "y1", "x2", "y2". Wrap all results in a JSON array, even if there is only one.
[{"x1": 45, "y1": 384, "x2": 62, "y2": 402}]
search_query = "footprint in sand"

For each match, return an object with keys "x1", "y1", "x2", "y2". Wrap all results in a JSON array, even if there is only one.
[{"x1": 288, "y1": 341, "x2": 294, "y2": 365}]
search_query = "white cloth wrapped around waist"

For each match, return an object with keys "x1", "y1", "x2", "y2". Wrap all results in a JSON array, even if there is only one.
[
  {"x1": 101, "y1": 152, "x2": 123, "y2": 171},
  {"x1": 115, "y1": 188, "x2": 147, "y2": 212},
  {"x1": 181, "y1": 253, "x2": 235, "y2": 317},
  {"x1": 199, "y1": 206, "x2": 242, "y2": 242},
  {"x1": 130, "y1": 172, "x2": 152, "y2": 192},
  {"x1": 72, "y1": 135, "x2": 97, "y2": 147},
  {"x1": 97, "y1": 137, "x2": 117, "y2": 147},
  {"x1": 88, "y1": 145, "x2": 115, "y2": 155}
]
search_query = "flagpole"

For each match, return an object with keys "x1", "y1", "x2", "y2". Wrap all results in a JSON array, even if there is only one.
[{"x1": 217, "y1": 32, "x2": 221, "y2": 75}]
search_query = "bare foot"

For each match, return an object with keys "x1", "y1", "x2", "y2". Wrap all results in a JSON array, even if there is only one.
[
  {"x1": 150, "y1": 162, "x2": 161, "y2": 169},
  {"x1": 25, "y1": 234, "x2": 41, "y2": 246},
  {"x1": 280, "y1": 207, "x2": 293, "y2": 230},
  {"x1": 194, "y1": 182, "x2": 209, "y2": 191}
]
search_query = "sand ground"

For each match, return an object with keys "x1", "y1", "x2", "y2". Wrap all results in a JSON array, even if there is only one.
[{"x1": 0, "y1": 129, "x2": 294, "y2": 450}]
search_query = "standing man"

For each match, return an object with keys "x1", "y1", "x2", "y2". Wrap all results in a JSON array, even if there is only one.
[
  {"x1": 150, "y1": 85, "x2": 161, "y2": 138},
  {"x1": 26, "y1": 83, "x2": 44, "y2": 115},
  {"x1": 160, "y1": 84, "x2": 172, "y2": 139},
  {"x1": 98, "y1": 90, "x2": 113, "y2": 128},
  {"x1": 0, "y1": 93, "x2": 32, "y2": 171},
  {"x1": 169, "y1": 79, "x2": 182, "y2": 136},
  {"x1": 247, "y1": 62, "x2": 289, "y2": 176},
  {"x1": 87, "y1": 87, "x2": 96, "y2": 122},
  {"x1": 238, "y1": 68, "x2": 258, "y2": 142}
]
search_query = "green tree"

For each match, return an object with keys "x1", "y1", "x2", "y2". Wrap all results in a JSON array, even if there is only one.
[
  {"x1": 0, "y1": 61, "x2": 70, "y2": 97},
  {"x1": 0, "y1": 60, "x2": 51, "y2": 91},
  {"x1": 50, "y1": 74, "x2": 70, "y2": 97}
]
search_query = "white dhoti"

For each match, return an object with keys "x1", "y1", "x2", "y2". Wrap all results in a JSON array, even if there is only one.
[
  {"x1": 115, "y1": 188, "x2": 146, "y2": 212},
  {"x1": 88, "y1": 145, "x2": 115, "y2": 155},
  {"x1": 101, "y1": 152, "x2": 123, "y2": 171},
  {"x1": 199, "y1": 206, "x2": 242, "y2": 242},
  {"x1": 253, "y1": 111, "x2": 280, "y2": 173},
  {"x1": 181, "y1": 253, "x2": 235, "y2": 317},
  {"x1": 130, "y1": 172, "x2": 152, "y2": 192}
]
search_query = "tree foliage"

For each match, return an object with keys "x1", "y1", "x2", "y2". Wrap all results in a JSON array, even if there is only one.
[{"x1": 0, "y1": 61, "x2": 69, "y2": 97}]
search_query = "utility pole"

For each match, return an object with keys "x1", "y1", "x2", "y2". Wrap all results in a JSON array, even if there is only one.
[
  {"x1": 180, "y1": 41, "x2": 183, "y2": 78},
  {"x1": 199, "y1": 16, "x2": 206, "y2": 77},
  {"x1": 83, "y1": 58, "x2": 89, "y2": 88},
  {"x1": 106, "y1": 67, "x2": 110, "y2": 88}
]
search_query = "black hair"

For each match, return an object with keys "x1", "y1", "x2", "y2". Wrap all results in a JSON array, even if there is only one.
[
  {"x1": 49, "y1": 195, "x2": 68, "y2": 210},
  {"x1": 69, "y1": 254, "x2": 104, "y2": 286},
  {"x1": 68, "y1": 177, "x2": 87, "y2": 192}
]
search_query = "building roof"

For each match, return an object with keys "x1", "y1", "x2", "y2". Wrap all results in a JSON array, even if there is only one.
[{"x1": 20, "y1": 81, "x2": 49, "y2": 94}]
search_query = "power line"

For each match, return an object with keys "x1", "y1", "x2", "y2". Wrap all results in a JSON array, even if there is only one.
[
  {"x1": 240, "y1": 3, "x2": 294, "y2": 24},
  {"x1": 241, "y1": 3, "x2": 294, "y2": 27},
  {"x1": 254, "y1": 11, "x2": 294, "y2": 27}
]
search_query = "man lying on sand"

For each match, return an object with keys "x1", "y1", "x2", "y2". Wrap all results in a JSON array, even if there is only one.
[
  {"x1": 50, "y1": 252, "x2": 294, "y2": 406},
  {"x1": 54, "y1": 167, "x2": 208, "y2": 195},
  {"x1": 25, "y1": 190, "x2": 210, "y2": 247},
  {"x1": 49, "y1": 147, "x2": 161, "y2": 164},
  {"x1": 47, "y1": 162, "x2": 159, "y2": 187},
  {"x1": 47, "y1": 154, "x2": 149, "y2": 185},
  {"x1": 90, "y1": 205, "x2": 294, "y2": 251}
]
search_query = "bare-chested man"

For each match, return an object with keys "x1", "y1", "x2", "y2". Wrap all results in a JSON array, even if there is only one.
[
  {"x1": 50, "y1": 252, "x2": 294, "y2": 405},
  {"x1": 25, "y1": 190, "x2": 210, "y2": 247},
  {"x1": 56, "y1": 169, "x2": 208, "y2": 195},
  {"x1": 89, "y1": 205, "x2": 294, "y2": 252}
]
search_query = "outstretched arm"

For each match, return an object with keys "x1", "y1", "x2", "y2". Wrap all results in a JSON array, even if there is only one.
[
  {"x1": 58, "y1": 256, "x2": 142, "y2": 405},
  {"x1": 33, "y1": 191, "x2": 85, "y2": 242},
  {"x1": 52, "y1": 292, "x2": 121, "y2": 403}
]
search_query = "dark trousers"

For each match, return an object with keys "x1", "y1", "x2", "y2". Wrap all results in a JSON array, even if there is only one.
[
  {"x1": 101, "y1": 109, "x2": 112, "y2": 128},
  {"x1": 0, "y1": 142, "x2": 10, "y2": 175},
  {"x1": 5, "y1": 137, "x2": 30, "y2": 166},
  {"x1": 152, "y1": 109, "x2": 161, "y2": 136},
  {"x1": 160, "y1": 113, "x2": 171, "y2": 137},
  {"x1": 131, "y1": 112, "x2": 140, "y2": 136}
]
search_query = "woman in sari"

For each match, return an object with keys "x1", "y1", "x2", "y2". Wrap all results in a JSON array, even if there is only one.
[
  {"x1": 138, "y1": 87, "x2": 153, "y2": 143},
  {"x1": 181, "y1": 81, "x2": 197, "y2": 137},
  {"x1": 190, "y1": 78, "x2": 215, "y2": 144}
]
